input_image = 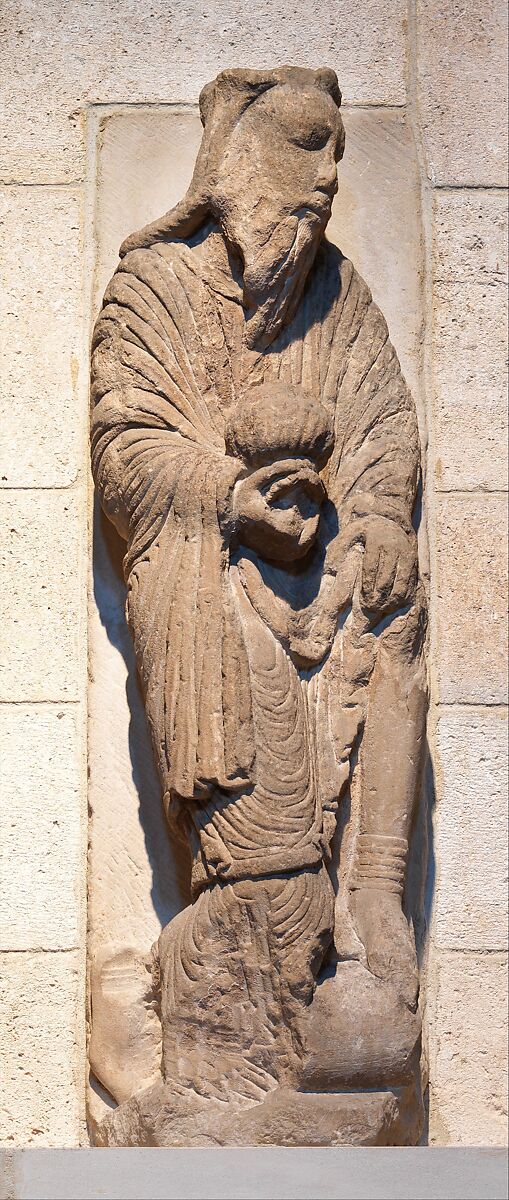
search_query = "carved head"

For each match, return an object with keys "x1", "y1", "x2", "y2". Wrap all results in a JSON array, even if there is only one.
[
  {"x1": 203, "y1": 68, "x2": 344, "y2": 347},
  {"x1": 120, "y1": 66, "x2": 345, "y2": 349},
  {"x1": 227, "y1": 382, "x2": 333, "y2": 562}
]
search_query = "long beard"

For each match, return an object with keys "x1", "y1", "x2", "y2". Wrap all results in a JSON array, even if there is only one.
[
  {"x1": 241, "y1": 209, "x2": 325, "y2": 349},
  {"x1": 215, "y1": 192, "x2": 326, "y2": 350}
]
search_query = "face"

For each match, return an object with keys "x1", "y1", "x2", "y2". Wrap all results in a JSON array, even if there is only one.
[
  {"x1": 260, "y1": 84, "x2": 343, "y2": 216},
  {"x1": 211, "y1": 85, "x2": 344, "y2": 347},
  {"x1": 221, "y1": 85, "x2": 342, "y2": 220}
]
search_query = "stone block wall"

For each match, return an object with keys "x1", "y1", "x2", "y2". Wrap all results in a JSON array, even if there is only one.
[{"x1": 0, "y1": 0, "x2": 507, "y2": 1147}]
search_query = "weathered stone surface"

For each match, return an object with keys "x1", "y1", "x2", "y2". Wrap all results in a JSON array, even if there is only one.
[
  {"x1": 97, "y1": 1083, "x2": 420, "y2": 1148},
  {"x1": 416, "y1": 0, "x2": 508, "y2": 185},
  {"x1": 0, "y1": 492, "x2": 84, "y2": 701},
  {"x1": 89, "y1": 100, "x2": 428, "y2": 1138},
  {"x1": 0, "y1": 951, "x2": 84, "y2": 1147},
  {"x1": 433, "y1": 708, "x2": 508, "y2": 951},
  {"x1": 0, "y1": 0, "x2": 505, "y2": 1158},
  {"x1": 0, "y1": 187, "x2": 83, "y2": 488},
  {"x1": 0, "y1": 705, "x2": 84, "y2": 951},
  {"x1": 93, "y1": 106, "x2": 424, "y2": 402},
  {"x1": 333, "y1": 109, "x2": 424, "y2": 410},
  {"x1": 89, "y1": 66, "x2": 427, "y2": 1147},
  {"x1": 433, "y1": 191, "x2": 508, "y2": 493},
  {"x1": 0, "y1": 1, "x2": 407, "y2": 183},
  {"x1": 92, "y1": 110, "x2": 203, "y2": 315},
  {"x1": 298, "y1": 961, "x2": 422, "y2": 1091},
  {"x1": 435, "y1": 495, "x2": 508, "y2": 704},
  {"x1": 433, "y1": 191, "x2": 508, "y2": 287},
  {"x1": 429, "y1": 952, "x2": 508, "y2": 1146}
]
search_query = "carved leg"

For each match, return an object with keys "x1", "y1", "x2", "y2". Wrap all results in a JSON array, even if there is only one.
[
  {"x1": 156, "y1": 866, "x2": 334, "y2": 1116},
  {"x1": 349, "y1": 596, "x2": 427, "y2": 1007},
  {"x1": 88, "y1": 944, "x2": 162, "y2": 1105}
]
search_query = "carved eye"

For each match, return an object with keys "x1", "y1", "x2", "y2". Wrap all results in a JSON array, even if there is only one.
[{"x1": 292, "y1": 125, "x2": 332, "y2": 152}]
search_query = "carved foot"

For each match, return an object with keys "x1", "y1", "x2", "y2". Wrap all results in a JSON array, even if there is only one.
[
  {"x1": 350, "y1": 889, "x2": 419, "y2": 1009},
  {"x1": 96, "y1": 1080, "x2": 420, "y2": 1147},
  {"x1": 89, "y1": 944, "x2": 162, "y2": 1105}
]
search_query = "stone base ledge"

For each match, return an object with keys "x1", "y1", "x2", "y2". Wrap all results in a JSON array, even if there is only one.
[{"x1": 0, "y1": 1148, "x2": 507, "y2": 1200}]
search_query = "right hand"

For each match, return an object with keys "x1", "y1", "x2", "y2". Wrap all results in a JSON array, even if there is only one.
[{"x1": 232, "y1": 459, "x2": 326, "y2": 562}]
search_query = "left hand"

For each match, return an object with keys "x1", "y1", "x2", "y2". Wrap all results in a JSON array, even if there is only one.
[{"x1": 339, "y1": 515, "x2": 418, "y2": 619}]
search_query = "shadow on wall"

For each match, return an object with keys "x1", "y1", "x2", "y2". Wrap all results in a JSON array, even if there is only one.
[
  {"x1": 92, "y1": 497, "x2": 192, "y2": 929},
  {"x1": 91, "y1": 491, "x2": 437, "y2": 958},
  {"x1": 408, "y1": 724, "x2": 437, "y2": 1147},
  {"x1": 91, "y1": 491, "x2": 437, "y2": 1145}
]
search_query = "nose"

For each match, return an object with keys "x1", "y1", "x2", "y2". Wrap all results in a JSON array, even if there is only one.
[{"x1": 316, "y1": 148, "x2": 338, "y2": 197}]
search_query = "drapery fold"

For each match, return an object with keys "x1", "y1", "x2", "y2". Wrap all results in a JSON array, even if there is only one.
[
  {"x1": 91, "y1": 245, "x2": 254, "y2": 804},
  {"x1": 91, "y1": 233, "x2": 420, "y2": 808}
]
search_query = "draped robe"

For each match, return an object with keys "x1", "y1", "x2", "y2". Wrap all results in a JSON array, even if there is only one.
[{"x1": 91, "y1": 225, "x2": 420, "y2": 883}]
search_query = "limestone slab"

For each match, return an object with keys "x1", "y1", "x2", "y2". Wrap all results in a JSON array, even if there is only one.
[
  {"x1": 0, "y1": 1, "x2": 407, "y2": 184},
  {"x1": 0, "y1": 705, "x2": 84, "y2": 951},
  {"x1": 0, "y1": 951, "x2": 84, "y2": 1147},
  {"x1": 433, "y1": 191, "x2": 508, "y2": 493},
  {"x1": 88, "y1": 71, "x2": 427, "y2": 1146},
  {"x1": 435, "y1": 495, "x2": 508, "y2": 704},
  {"x1": 89, "y1": 102, "x2": 426, "y2": 975},
  {"x1": 0, "y1": 492, "x2": 84, "y2": 701},
  {"x1": 0, "y1": 187, "x2": 83, "y2": 488},
  {"x1": 434, "y1": 191, "x2": 508, "y2": 287},
  {"x1": 416, "y1": 0, "x2": 508, "y2": 185},
  {"x1": 432, "y1": 707, "x2": 508, "y2": 951},
  {"x1": 428, "y1": 951, "x2": 508, "y2": 1146}
]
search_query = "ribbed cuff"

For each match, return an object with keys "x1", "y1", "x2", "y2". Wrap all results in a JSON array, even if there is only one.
[{"x1": 350, "y1": 833, "x2": 408, "y2": 895}]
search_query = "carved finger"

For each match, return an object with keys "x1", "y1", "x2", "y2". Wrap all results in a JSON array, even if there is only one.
[
  {"x1": 372, "y1": 547, "x2": 399, "y2": 605},
  {"x1": 265, "y1": 469, "x2": 307, "y2": 502},
  {"x1": 360, "y1": 542, "x2": 383, "y2": 605},
  {"x1": 338, "y1": 518, "x2": 366, "y2": 554},
  {"x1": 392, "y1": 553, "x2": 418, "y2": 607}
]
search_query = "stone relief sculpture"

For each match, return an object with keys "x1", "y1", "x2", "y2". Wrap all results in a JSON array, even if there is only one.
[{"x1": 89, "y1": 65, "x2": 428, "y2": 1146}]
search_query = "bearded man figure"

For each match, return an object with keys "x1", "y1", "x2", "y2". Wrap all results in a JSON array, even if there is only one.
[{"x1": 90, "y1": 66, "x2": 428, "y2": 1147}]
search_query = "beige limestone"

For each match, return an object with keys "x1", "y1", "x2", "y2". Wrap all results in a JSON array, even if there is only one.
[
  {"x1": 93, "y1": 109, "x2": 203, "y2": 307},
  {"x1": 0, "y1": 951, "x2": 84, "y2": 1147},
  {"x1": 90, "y1": 65, "x2": 427, "y2": 1148},
  {"x1": 93, "y1": 105, "x2": 424, "y2": 423},
  {"x1": 433, "y1": 191, "x2": 508, "y2": 493},
  {"x1": 429, "y1": 951, "x2": 508, "y2": 1146},
  {"x1": 432, "y1": 707, "x2": 508, "y2": 951},
  {"x1": 0, "y1": 187, "x2": 84, "y2": 489},
  {"x1": 0, "y1": 0, "x2": 407, "y2": 185},
  {"x1": 0, "y1": 491, "x2": 84, "y2": 701},
  {"x1": 416, "y1": 0, "x2": 508, "y2": 185},
  {"x1": 330, "y1": 109, "x2": 424, "y2": 409},
  {"x1": 88, "y1": 513, "x2": 181, "y2": 956},
  {"x1": 88, "y1": 100, "x2": 427, "y2": 1066},
  {"x1": 434, "y1": 191, "x2": 508, "y2": 288},
  {"x1": 435, "y1": 495, "x2": 508, "y2": 705},
  {"x1": 0, "y1": 705, "x2": 84, "y2": 951},
  {"x1": 0, "y1": 0, "x2": 505, "y2": 1154}
]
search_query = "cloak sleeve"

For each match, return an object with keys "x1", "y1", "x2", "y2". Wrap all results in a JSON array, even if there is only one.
[
  {"x1": 324, "y1": 255, "x2": 421, "y2": 536},
  {"x1": 90, "y1": 245, "x2": 254, "y2": 807}
]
